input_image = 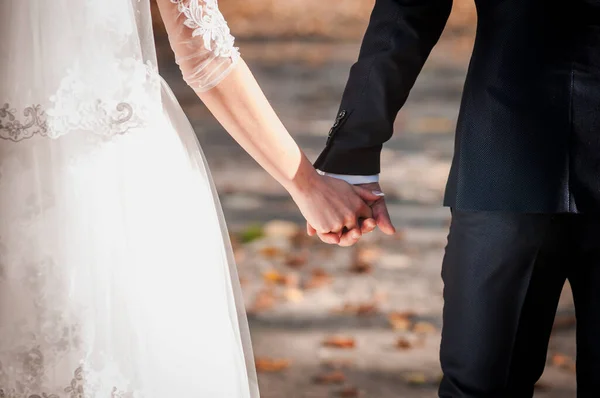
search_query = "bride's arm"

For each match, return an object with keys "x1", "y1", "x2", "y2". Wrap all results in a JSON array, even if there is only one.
[{"x1": 156, "y1": 0, "x2": 379, "y2": 243}]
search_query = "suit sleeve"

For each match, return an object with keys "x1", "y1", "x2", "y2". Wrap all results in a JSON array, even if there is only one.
[{"x1": 314, "y1": 0, "x2": 453, "y2": 175}]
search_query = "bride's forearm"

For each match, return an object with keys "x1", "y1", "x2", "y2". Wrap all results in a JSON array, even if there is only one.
[{"x1": 197, "y1": 59, "x2": 317, "y2": 197}]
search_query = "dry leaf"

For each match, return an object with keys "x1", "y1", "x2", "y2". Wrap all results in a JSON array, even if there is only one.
[
  {"x1": 263, "y1": 270, "x2": 285, "y2": 284},
  {"x1": 349, "y1": 260, "x2": 372, "y2": 274},
  {"x1": 334, "y1": 302, "x2": 379, "y2": 316},
  {"x1": 388, "y1": 311, "x2": 417, "y2": 331},
  {"x1": 284, "y1": 288, "x2": 304, "y2": 303},
  {"x1": 255, "y1": 357, "x2": 291, "y2": 373},
  {"x1": 356, "y1": 247, "x2": 381, "y2": 263},
  {"x1": 350, "y1": 247, "x2": 380, "y2": 274},
  {"x1": 412, "y1": 321, "x2": 437, "y2": 334},
  {"x1": 551, "y1": 353, "x2": 576, "y2": 372},
  {"x1": 323, "y1": 336, "x2": 356, "y2": 349},
  {"x1": 396, "y1": 337, "x2": 413, "y2": 350},
  {"x1": 260, "y1": 246, "x2": 283, "y2": 258},
  {"x1": 250, "y1": 289, "x2": 277, "y2": 313},
  {"x1": 304, "y1": 268, "x2": 332, "y2": 289},
  {"x1": 337, "y1": 387, "x2": 360, "y2": 397},
  {"x1": 313, "y1": 370, "x2": 346, "y2": 384},
  {"x1": 405, "y1": 372, "x2": 427, "y2": 385},
  {"x1": 285, "y1": 252, "x2": 308, "y2": 268},
  {"x1": 262, "y1": 270, "x2": 298, "y2": 287}
]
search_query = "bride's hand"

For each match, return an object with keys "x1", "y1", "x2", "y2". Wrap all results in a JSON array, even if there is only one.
[{"x1": 289, "y1": 174, "x2": 382, "y2": 245}]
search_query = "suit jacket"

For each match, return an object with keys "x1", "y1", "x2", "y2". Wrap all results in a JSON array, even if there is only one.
[{"x1": 314, "y1": 0, "x2": 600, "y2": 213}]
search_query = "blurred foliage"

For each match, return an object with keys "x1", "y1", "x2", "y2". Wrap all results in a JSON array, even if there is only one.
[
  {"x1": 152, "y1": 0, "x2": 476, "y2": 40},
  {"x1": 239, "y1": 224, "x2": 265, "y2": 243}
]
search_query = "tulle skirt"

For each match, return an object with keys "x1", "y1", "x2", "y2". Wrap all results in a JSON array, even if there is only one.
[{"x1": 0, "y1": 80, "x2": 259, "y2": 397}]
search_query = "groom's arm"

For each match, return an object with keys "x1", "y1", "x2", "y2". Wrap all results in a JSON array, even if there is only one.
[{"x1": 315, "y1": 0, "x2": 453, "y2": 176}]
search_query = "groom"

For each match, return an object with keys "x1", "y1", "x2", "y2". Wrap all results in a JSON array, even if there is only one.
[{"x1": 312, "y1": 0, "x2": 600, "y2": 396}]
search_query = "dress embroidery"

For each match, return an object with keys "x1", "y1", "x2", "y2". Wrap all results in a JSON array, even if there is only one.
[
  {"x1": 170, "y1": 0, "x2": 239, "y2": 58},
  {"x1": 0, "y1": 104, "x2": 48, "y2": 141},
  {"x1": 0, "y1": 60, "x2": 161, "y2": 142}
]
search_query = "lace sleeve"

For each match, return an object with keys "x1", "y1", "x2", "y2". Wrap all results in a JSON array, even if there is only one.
[{"x1": 157, "y1": 0, "x2": 240, "y2": 92}]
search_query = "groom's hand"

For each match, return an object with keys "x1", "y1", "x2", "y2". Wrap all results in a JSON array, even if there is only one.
[
  {"x1": 307, "y1": 182, "x2": 395, "y2": 246},
  {"x1": 355, "y1": 182, "x2": 396, "y2": 236}
]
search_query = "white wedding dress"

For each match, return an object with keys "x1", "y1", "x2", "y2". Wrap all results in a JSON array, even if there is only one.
[{"x1": 0, "y1": 0, "x2": 259, "y2": 396}]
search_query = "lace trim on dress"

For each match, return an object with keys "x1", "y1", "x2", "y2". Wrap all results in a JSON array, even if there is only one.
[
  {"x1": 169, "y1": 0, "x2": 240, "y2": 59},
  {"x1": 0, "y1": 104, "x2": 48, "y2": 142},
  {"x1": 0, "y1": 60, "x2": 161, "y2": 142}
]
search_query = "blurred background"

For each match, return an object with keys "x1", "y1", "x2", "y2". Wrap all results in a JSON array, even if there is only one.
[{"x1": 152, "y1": 1, "x2": 576, "y2": 396}]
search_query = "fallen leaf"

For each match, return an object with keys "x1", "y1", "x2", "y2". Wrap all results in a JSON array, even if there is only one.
[
  {"x1": 249, "y1": 289, "x2": 277, "y2": 313},
  {"x1": 259, "y1": 246, "x2": 283, "y2": 258},
  {"x1": 350, "y1": 247, "x2": 380, "y2": 274},
  {"x1": 284, "y1": 288, "x2": 304, "y2": 302},
  {"x1": 551, "y1": 353, "x2": 576, "y2": 372},
  {"x1": 388, "y1": 311, "x2": 417, "y2": 331},
  {"x1": 356, "y1": 247, "x2": 381, "y2": 263},
  {"x1": 262, "y1": 270, "x2": 298, "y2": 287},
  {"x1": 412, "y1": 321, "x2": 437, "y2": 334},
  {"x1": 263, "y1": 270, "x2": 285, "y2": 284},
  {"x1": 323, "y1": 336, "x2": 356, "y2": 349},
  {"x1": 255, "y1": 357, "x2": 291, "y2": 373},
  {"x1": 313, "y1": 370, "x2": 346, "y2": 384},
  {"x1": 349, "y1": 260, "x2": 372, "y2": 274},
  {"x1": 334, "y1": 302, "x2": 379, "y2": 316},
  {"x1": 337, "y1": 387, "x2": 360, "y2": 397},
  {"x1": 405, "y1": 372, "x2": 427, "y2": 386},
  {"x1": 304, "y1": 268, "x2": 332, "y2": 289},
  {"x1": 396, "y1": 337, "x2": 413, "y2": 350},
  {"x1": 285, "y1": 252, "x2": 308, "y2": 268}
]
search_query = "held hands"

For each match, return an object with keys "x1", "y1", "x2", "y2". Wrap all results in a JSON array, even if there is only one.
[{"x1": 291, "y1": 175, "x2": 396, "y2": 246}]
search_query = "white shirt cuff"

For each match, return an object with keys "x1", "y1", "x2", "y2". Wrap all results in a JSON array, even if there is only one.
[{"x1": 317, "y1": 170, "x2": 379, "y2": 185}]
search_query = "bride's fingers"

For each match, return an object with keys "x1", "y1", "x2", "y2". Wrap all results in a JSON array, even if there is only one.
[
  {"x1": 338, "y1": 226, "x2": 362, "y2": 247},
  {"x1": 361, "y1": 218, "x2": 377, "y2": 234},
  {"x1": 317, "y1": 231, "x2": 341, "y2": 245},
  {"x1": 307, "y1": 222, "x2": 317, "y2": 236}
]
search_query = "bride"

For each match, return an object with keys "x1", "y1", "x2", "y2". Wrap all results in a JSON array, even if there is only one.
[{"x1": 0, "y1": 0, "x2": 380, "y2": 396}]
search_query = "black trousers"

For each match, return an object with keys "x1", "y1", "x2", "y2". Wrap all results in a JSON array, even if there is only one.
[{"x1": 438, "y1": 211, "x2": 600, "y2": 398}]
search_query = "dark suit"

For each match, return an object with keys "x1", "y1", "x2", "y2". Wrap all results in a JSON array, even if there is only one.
[{"x1": 314, "y1": 0, "x2": 600, "y2": 396}]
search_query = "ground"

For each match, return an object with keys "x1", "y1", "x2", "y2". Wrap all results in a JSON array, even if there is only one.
[{"x1": 155, "y1": 29, "x2": 579, "y2": 397}]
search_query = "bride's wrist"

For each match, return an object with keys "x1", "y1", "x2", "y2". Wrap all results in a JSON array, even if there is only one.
[{"x1": 284, "y1": 156, "x2": 320, "y2": 199}]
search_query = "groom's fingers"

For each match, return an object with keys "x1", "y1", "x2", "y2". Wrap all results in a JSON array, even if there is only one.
[
  {"x1": 373, "y1": 201, "x2": 396, "y2": 235},
  {"x1": 353, "y1": 185, "x2": 385, "y2": 203}
]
